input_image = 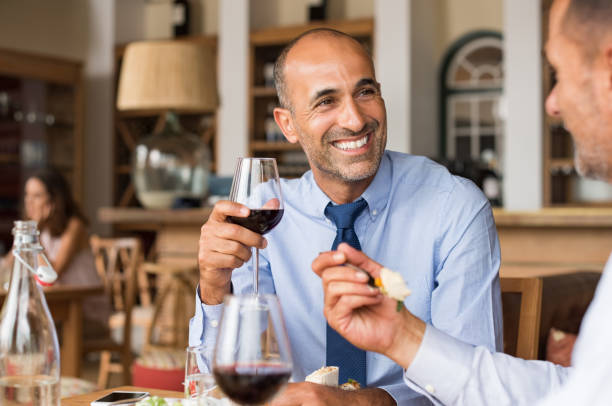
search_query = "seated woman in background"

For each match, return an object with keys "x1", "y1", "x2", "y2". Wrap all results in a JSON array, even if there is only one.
[{"x1": 24, "y1": 168, "x2": 111, "y2": 336}]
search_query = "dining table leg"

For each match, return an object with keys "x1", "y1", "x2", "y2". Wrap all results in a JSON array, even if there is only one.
[{"x1": 59, "y1": 297, "x2": 83, "y2": 377}]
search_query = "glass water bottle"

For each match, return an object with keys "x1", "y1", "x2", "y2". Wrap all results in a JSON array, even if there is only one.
[{"x1": 0, "y1": 221, "x2": 60, "y2": 405}]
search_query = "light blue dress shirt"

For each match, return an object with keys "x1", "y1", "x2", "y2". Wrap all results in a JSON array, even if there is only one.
[
  {"x1": 404, "y1": 254, "x2": 612, "y2": 406},
  {"x1": 190, "y1": 150, "x2": 503, "y2": 404}
]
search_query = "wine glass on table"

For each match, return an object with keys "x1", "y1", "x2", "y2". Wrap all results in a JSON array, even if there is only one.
[
  {"x1": 227, "y1": 157, "x2": 283, "y2": 294},
  {"x1": 213, "y1": 294, "x2": 293, "y2": 405}
]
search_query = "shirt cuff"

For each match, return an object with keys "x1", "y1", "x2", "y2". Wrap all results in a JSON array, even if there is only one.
[
  {"x1": 189, "y1": 283, "x2": 225, "y2": 347},
  {"x1": 403, "y1": 325, "x2": 475, "y2": 405}
]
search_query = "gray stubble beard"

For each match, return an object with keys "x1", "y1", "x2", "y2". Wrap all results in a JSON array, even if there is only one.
[{"x1": 304, "y1": 121, "x2": 386, "y2": 183}]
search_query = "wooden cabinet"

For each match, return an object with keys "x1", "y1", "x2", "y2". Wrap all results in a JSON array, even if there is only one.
[
  {"x1": 248, "y1": 19, "x2": 374, "y2": 178},
  {"x1": 0, "y1": 49, "x2": 83, "y2": 252},
  {"x1": 112, "y1": 37, "x2": 218, "y2": 207}
]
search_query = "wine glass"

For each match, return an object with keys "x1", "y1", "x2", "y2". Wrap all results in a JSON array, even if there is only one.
[
  {"x1": 227, "y1": 158, "x2": 283, "y2": 294},
  {"x1": 213, "y1": 294, "x2": 293, "y2": 405},
  {"x1": 184, "y1": 345, "x2": 217, "y2": 401}
]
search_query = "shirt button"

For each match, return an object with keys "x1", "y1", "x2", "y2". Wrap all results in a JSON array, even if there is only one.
[
  {"x1": 425, "y1": 384, "x2": 435, "y2": 394},
  {"x1": 372, "y1": 209, "x2": 378, "y2": 216},
  {"x1": 210, "y1": 320, "x2": 219, "y2": 328}
]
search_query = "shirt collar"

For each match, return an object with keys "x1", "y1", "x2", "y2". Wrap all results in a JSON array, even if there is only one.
[
  {"x1": 302, "y1": 151, "x2": 392, "y2": 219},
  {"x1": 361, "y1": 151, "x2": 391, "y2": 218}
]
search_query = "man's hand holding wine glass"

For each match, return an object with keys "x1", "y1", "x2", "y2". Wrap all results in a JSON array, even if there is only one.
[{"x1": 198, "y1": 200, "x2": 267, "y2": 305}]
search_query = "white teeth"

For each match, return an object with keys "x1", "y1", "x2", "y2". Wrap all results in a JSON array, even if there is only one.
[{"x1": 333, "y1": 135, "x2": 369, "y2": 150}]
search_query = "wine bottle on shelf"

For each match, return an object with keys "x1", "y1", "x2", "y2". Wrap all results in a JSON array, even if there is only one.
[
  {"x1": 265, "y1": 102, "x2": 283, "y2": 142},
  {"x1": 0, "y1": 221, "x2": 60, "y2": 405},
  {"x1": 173, "y1": 0, "x2": 190, "y2": 37},
  {"x1": 480, "y1": 149, "x2": 502, "y2": 207},
  {"x1": 308, "y1": 0, "x2": 328, "y2": 21}
]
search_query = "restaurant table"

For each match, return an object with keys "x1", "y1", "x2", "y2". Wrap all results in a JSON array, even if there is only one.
[
  {"x1": 62, "y1": 385, "x2": 184, "y2": 405},
  {"x1": 0, "y1": 284, "x2": 104, "y2": 377}
]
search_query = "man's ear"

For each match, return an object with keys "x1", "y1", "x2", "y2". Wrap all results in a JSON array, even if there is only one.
[{"x1": 273, "y1": 107, "x2": 299, "y2": 143}]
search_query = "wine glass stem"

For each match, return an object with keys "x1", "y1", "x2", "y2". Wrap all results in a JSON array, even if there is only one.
[{"x1": 253, "y1": 247, "x2": 259, "y2": 294}]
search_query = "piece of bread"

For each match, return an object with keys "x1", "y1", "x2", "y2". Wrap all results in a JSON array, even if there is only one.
[
  {"x1": 378, "y1": 267, "x2": 411, "y2": 301},
  {"x1": 305, "y1": 366, "x2": 339, "y2": 387}
]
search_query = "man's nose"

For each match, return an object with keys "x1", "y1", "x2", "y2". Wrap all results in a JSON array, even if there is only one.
[
  {"x1": 338, "y1": 98, "x2": 366, "y2": 133},
  {"x1": 545, "y1": 84, "x2": 561, "y2": 118}
]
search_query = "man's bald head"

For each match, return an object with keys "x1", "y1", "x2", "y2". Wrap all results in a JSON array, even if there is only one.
[
  {"x1": 562, "y1": 0, "x2": 612, "y2": 60},
  {"x1": 273, "y1": 28, "x2": 373, "y2": 111}
]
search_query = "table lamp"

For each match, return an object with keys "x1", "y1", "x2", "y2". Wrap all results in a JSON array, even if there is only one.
[{"x1": 116, "y1": 40, "x2": 218, "y2": 209}]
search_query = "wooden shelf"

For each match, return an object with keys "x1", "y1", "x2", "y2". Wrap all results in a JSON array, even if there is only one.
[
  {"x1": 117, "y1": 108, "x2": 215, "y2": 118},
  {"x1": 0, "y1": 153, "x2": 19, "y2": 164},
  {"x1": 0, "y1": 49, "x2": 83, "y2": 250},
  {"x1": 547, "y1": 159, "x2": 574, "y2": 173},
  {"x1": 252, "y1": 87, "x2": 277, "y2": 97},
  {"x1": 115, "y1": 165, "x2": 132, "y2": 174},
  {"x1": 250, "y1": 141, "x2": 301, "y2": 152},
  {"x1": 250, "y1": 18, "x2": 373, "y2": 45},
  {"x1": 50, "y1": 162, "x2": 75, "y2": 170}
]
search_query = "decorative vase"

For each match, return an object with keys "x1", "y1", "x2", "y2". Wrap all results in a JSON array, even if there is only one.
[{"x1": 133, "y1": 112, "x2": 211, "y2": 209}]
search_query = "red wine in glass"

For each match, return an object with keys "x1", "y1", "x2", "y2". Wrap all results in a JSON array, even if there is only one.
[
  {"x1": 228, "y1": 209, "x2": 284, "y2": 235},
  {"x1": 213, "y1": 363, "x2": 291, "y2": 404},
  {"x1": 228, "y1": 158, "x2": 283, "y2": 294},
  {"x1": 213, "y1": 295, "x2": 293, "y2": 405}
]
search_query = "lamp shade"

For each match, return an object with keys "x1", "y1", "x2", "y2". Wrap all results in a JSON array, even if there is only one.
[{"x1": 117, "y1": 40, "x2": 218, "y2": 112}]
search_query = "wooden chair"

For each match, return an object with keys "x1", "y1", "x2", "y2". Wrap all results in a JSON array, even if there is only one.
[
  {"x1": 139, "y1": 261, "x2": 198, "y2": 350},
  {"x1": 88, "y1": 235, "x2": 141, "y2": 388},
  {"x1": 501, "y1": 276, "x2": 543, "y2": 360}
]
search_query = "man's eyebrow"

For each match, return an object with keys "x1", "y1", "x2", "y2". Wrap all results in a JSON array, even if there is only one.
[
  {"x1": 355, "y1": 78, "x2": 378, "y2": 89},
  {"x1": 311, "y1": 87, "x2": 336, "y2": 104}
]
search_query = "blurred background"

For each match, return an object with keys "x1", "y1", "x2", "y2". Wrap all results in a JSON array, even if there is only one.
[
  {"x1": 0, "y1": 0, "x2": 606, "y2": 242},
  {"x1": 1, "y1": 1, "x2": 609, "y2": 395}
]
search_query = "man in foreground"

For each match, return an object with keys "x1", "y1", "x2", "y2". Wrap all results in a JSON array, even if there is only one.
[
  {"x1": 192, "y1": 28, "x2": 503, "y2": 404},
  {"x1": 314, "y1": 0, "x2": 612, "y2": 404}
]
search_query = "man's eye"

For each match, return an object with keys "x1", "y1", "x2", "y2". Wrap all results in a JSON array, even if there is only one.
[
  {"x1": 358, "y1": 88, "x2": 376, "y2": 97},
  {"x1": 316, "y1": 98, "x2": 333, "y2": 107}
]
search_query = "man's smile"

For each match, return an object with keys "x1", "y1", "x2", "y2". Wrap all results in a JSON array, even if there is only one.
[{"x1": 331, "y1": 133, "x2": 372, "y2": 152}]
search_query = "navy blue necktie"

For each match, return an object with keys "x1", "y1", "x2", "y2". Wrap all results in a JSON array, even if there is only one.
[{"x1": 324, "y1": 198, "x2": 368, "y2": 387}]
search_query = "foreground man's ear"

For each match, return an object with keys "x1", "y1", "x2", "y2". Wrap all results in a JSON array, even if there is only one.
[{"x1": 274, "y1": 107, "x2": 299, "y2": 143}]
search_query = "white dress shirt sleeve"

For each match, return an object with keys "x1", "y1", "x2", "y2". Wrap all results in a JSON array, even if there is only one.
[
  {"x1": 404, "y1": 325, "x2": 570, "y2": 406},
  {"x1": 536, "y1": 260, "x2": 612, "y2": 406}
]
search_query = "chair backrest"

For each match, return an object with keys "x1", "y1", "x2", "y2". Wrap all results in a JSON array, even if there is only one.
[
  {"x1": 90, "y1": 235, "x2": 141, "y2": 344},
  {"x1": 501, "y1": 276, "x2": 543, "y2": 360},
  {"x1": 138, "y1": 261, "x2": 198, "y2": 350}
]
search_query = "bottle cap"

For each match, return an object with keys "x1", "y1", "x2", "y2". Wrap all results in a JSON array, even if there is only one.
[{"x1": 34, "y1": 265, "x2": 57, "y2": 286}]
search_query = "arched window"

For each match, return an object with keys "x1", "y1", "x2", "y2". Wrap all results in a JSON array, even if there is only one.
[{"x1": 440, "y1": 31, "x2": 503, "y2": 169}]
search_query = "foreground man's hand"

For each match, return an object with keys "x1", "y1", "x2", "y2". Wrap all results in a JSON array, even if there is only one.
[
  {"x1": 312, "y1": 243, "x2": 426, "y2": 369},
  {"x1": 269, "y1": 382, "x2": 396, "y2": 406},
  {"x1": 198, "y1": 200, "x2": 267, "y2": 304}
]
